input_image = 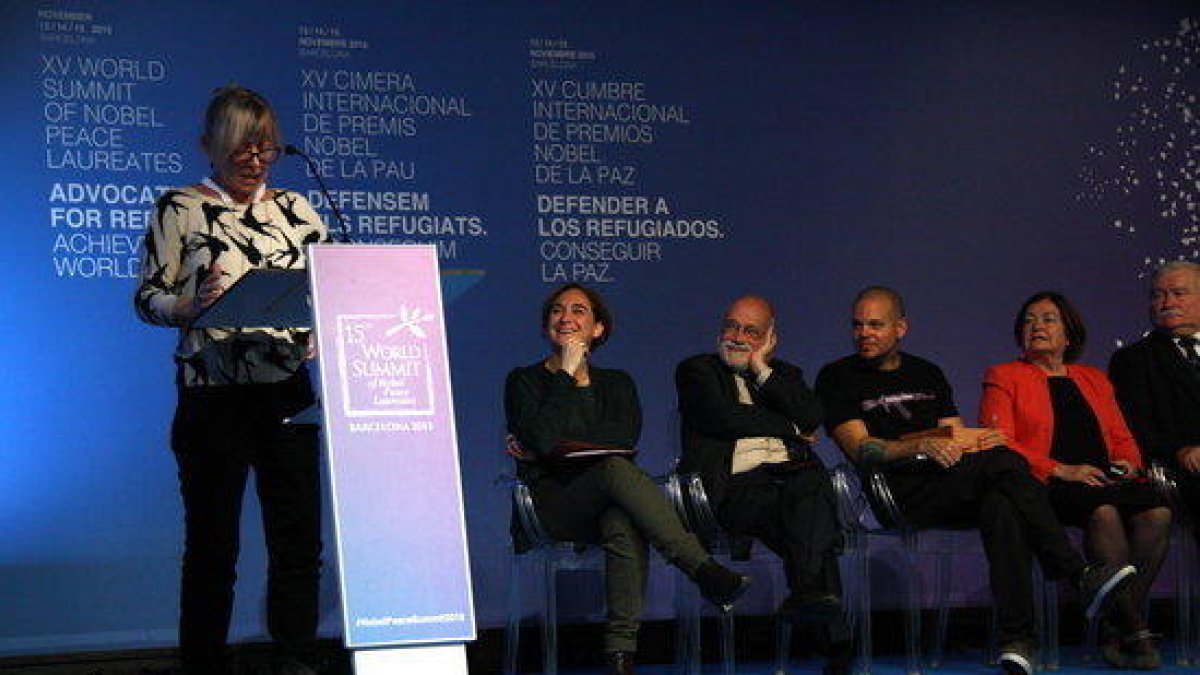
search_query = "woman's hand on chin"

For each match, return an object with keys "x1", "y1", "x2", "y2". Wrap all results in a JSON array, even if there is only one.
[{"x1": 559, "y1": 339, "x2": 589, "y2": 377}]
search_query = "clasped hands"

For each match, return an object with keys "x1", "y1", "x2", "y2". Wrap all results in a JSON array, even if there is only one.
[{"x1": 914, "y1": 427, "x2": 1008, "y2": 468}]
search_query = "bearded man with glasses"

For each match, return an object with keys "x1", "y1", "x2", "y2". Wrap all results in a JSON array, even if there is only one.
[{"x1": 675, "y1": 295, "x2": 852, "y2": 673}]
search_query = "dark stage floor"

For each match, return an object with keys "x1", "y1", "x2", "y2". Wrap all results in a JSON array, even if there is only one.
[{"x1": 2, "y1": 644, "x2": 1194, "y2": 675}]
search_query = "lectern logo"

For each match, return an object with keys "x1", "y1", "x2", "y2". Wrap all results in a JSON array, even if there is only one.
[{"x1": 336, "y1": 304, "x2": 436, "y2": 417}]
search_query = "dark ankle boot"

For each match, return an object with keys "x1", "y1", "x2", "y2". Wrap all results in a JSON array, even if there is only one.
[
  {"x1": 692, "y1": 559, "x2": 751, "y2": 612},
  {"x1": 1124, "y1": 630, "x2": 1162, "y2": 670},
  {"x1": 824, "y1": 642, "x2": 854, "y2": 675},
  {"x1": 779, "y1": 591, "x2": 843, "y2": 623},
  {"x1": 605, "y1": 650, "x2": 635, "y2": 674}
]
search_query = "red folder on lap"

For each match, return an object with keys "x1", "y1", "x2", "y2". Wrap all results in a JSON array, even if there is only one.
[{"x1": 550, "y1": 440, "x2": 637, "y2": 460}]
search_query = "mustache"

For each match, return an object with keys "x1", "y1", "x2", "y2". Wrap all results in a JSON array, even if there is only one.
[{"x1": 721, "y1": 340, "x2": 751, "y2": 353}]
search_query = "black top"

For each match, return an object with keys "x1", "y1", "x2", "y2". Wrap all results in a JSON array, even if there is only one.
[
  {"x1": 816, "y1": 352, "x2": 958, "y2": 440},
  {"x1": 1047, "y1": 376, "x2": 1108, "y2": 468},
  {"x1": 504, "y1": 361, "x2": 641, "y2": 481}
]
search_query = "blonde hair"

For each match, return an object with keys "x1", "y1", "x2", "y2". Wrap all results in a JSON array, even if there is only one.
[{"x1": 201, "y1": 85, "x2": 281, "y2": 162}]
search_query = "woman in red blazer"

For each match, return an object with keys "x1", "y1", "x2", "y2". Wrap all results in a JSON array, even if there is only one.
[{"x1": 980, "y1": 291, "x2": 1171, "y2": 670}]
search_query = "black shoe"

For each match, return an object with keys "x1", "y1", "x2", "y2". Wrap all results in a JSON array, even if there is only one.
[
  {"x1": 823, "y1": 638, "x2": 854, "y2": 675},
  {"x1": 272, "y1": 656, "x2": 318, "y2": 675},
  {"x1": 181, "y1": 656, "x2": 235, "y2": 675},
  {"x1": 605, "y1": 650, "x2": 635, "y2": 675},
  {"x1": 181, "y1": 665, "x2": 234, "y2": 675},
  {"x1": 1077, "y1": 563, "x2": 1136, "y2": 620},
  {"x1": 1099, "y1": 618, "x2": 1128, "y2": 668},
  {"x1": 1124, "y1": 630, "x2": 1162, "y2": 671},
  {"x1": 779, "y1": 591, "x2": 843, "y2": 623},
  {"x1": 997, "y1": 639, "x2": 1035, "y2": 675},
  {"x1": 692, "y1": 559, "x2": 751, "y2": 612}
]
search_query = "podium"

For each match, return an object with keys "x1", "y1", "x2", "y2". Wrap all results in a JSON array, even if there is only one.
[{"x1": 197, "y1": 249, "x2": 476, "y2": 673}]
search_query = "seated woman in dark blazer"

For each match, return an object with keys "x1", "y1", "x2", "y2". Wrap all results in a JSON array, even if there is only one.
[
  {"x1": 504, "y1": 283, "x2": 749, "y2": 675},
  {"x1": 979, "y1": 291, "x2": 1172, "y2": 670}
]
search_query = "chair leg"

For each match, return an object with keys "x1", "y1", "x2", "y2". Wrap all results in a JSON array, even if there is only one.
[
  {"x1": 987, "y1": 603, "x2": 999, "y2": 666},
  {"x1": 767, "y1": 555, "x2": 791, "y2": 675},
  {"x1": 675, "y1": 567, "x2": 702, "y2": 674},
  {"x1": 673, "y1": 573, "x2": 688, "y2": 673},
  {"x1": 1175, "y1": 525, "x2": 1195, "y2": 666},
  {"x1": 902, "y1": 533, "x2": 924, "y2": 675},
  {"x1": 929, "y1": 538, "x2": 952, "y2": 669},
  {"x1": 719, "y1": 610, "x2": 736, "y2": 675},
  {"x1": 773, "y1": 614, "x2": 791, "y2": 675},
  {"x1": 855, "y1": 535, "x2": 874, "y2": 675},
  {"x1": 541, "y1": 553, "x2": 559, "y2": 675},
  {"x1": 1037, "y1": 570, "x2": 1060, "y2": 671},
  {"x1": 1082, "y1": 613, "x2": 1099, "y2": 667},
  {"x1": 505, "y1": 553, "x2": 523, "y2": 675}
]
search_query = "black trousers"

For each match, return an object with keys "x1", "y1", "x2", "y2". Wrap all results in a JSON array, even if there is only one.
[
  {"x1": 882, "y1": 448, "x2": 1085, "y2": 645},
  {"x1": 718, "y1": 463, "x2": 842, "y2": 595},
  {"x1": 171, "y1": 370, "x2": 322, "y2": 666},
  {"x1": 717, "y1": 463, "x2": 850, "y2": 646}
]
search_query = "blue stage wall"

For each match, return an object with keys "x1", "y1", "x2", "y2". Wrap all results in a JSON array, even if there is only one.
[{"x1": 0, "y1": 0, "x2": 1196, "y2": 655}]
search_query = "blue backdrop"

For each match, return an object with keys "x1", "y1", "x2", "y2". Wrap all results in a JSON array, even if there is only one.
[{"x1": 0, "y1": 0, "x2": 1196, "y2": 656}]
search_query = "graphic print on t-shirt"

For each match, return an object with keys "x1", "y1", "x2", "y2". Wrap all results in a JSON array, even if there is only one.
[{"x1": 861, "y1": 392, "x2": 936, "y2": 420}]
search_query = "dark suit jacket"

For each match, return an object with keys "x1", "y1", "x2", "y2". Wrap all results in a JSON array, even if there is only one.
[
  {"x1": 1109, "y1": 330, "x2": 1200, "y2": 469},
  {"x1": 675, "y1": 353, "x2": 823, "y2": 506}
]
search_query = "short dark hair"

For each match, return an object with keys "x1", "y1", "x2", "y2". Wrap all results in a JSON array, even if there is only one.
[
  {"x1": 540, "y1": 283, "x2": 614, "y2": 350},
  {"x1": 1013, "y1": 291, "x2": 1087, "y2": 363},
  {"x1": 854, "y1": 286, "x2": 906, "y2": 319}
]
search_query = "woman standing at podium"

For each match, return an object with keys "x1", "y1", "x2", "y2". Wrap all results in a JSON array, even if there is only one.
[{"x1": 134, "y1": 85, "x2": 328, "y2": 675}]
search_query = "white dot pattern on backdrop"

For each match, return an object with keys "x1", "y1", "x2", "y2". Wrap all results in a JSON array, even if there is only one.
[{"x1": 1077, "y1": 17, "x2": 1199, "y2": 280}]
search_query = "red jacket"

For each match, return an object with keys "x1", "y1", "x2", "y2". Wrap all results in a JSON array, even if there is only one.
[{"x1": 979, "y1": 359, "x2": 1144, "y2": 482}]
